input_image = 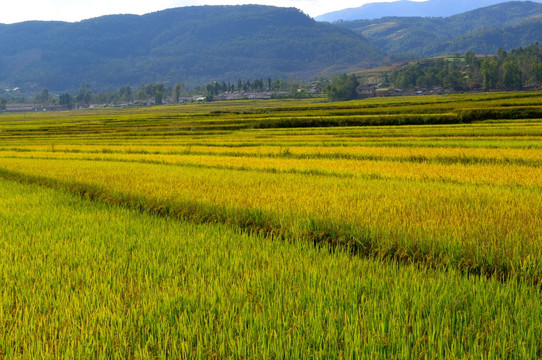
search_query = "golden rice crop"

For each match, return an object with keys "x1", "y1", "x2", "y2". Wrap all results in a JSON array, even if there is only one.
[
  {"x1": 2, "y1": 150, "x2": 542, "y2": 188},
  {"x1": 1, "y1": 178, "x2": 541, "y2": 358},
  {"x1": 0, "y1": 157, "x2": 540, "y2": 282},
  {"x1": 5, "y1": 143, "x2": 542, "y2": 163},
  {"x1": 2, "y1": 93, "x2": 542, "y2": 357}
]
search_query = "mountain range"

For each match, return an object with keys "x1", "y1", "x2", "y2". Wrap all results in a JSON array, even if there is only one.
[
  {"x1": 2, "y1": 2, "x2": 542, "y2": 93},
  {"x1": 335, "y1": 1, "x2": 542, "y2": 57},
  {"x1": 0, "y1": 6, "x2": 382, "y2": 92},
  {"x1": 316, "y1": 0, "x2": 542, "y2": 22}
]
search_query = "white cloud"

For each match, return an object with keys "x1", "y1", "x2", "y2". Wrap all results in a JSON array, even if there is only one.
[
  {"x1": 0, "y1": 0, "x2": 177, "y2": 23},
  {"x1": 170, "y1": 0, "x2": 393, "y2": 17},
  {"x1": 0, "y1": 0, "x2": 403, "y2": 23}
]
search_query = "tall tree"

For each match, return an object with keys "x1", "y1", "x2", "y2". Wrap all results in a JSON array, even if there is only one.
[
  {"x1": 481, "y1": 59, "x2": 499, "y2": 90},
  {"x1": 531, "y1": 62, "x2": 542, "y2": 83},
  {"x1": 503, "y1": 61, "x2": 523, "y2": 88},
  {"x1": 59, "y1": 93, "x2": 73, "y2": 108},
  {"x1": 35, "y1": 88, "x2": 49, "y2": 104},
  {"x1": 119, "y1": 86, "x2": 132, "y2": 102},
  {"x1": 152, "y1": 84, "x2": 165, "y2": 105},
  {"x1": 76, "y1": 84, "x2": 92, "y2": 105},
  {"x1": 174, "y1": 83, "x2": 182, "y2": 103},
  {"x1": 324, "y1": 74, "x2": 359, "y2": 101}
]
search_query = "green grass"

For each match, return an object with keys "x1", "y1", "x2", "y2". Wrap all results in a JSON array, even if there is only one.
[{"x1": 0, "y1": 178, "x2": 541, "y2": 358}]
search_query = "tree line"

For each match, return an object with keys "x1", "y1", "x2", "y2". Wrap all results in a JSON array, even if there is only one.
[
  {"x1": 390, "y1": 43, "x2": 542, "y2": 91},
  {"x1": 10, "y1": 76, "x2": 310, "y2": 109},
  {"x1": 8, "y1": 43, "x2": 542, "y2": 107},
  {"x1": 202, "y1": 78, "x2": 307, "y2": 99},
  {"x1": 323, "y1": 74, "x2": 360, "y2": 101}
]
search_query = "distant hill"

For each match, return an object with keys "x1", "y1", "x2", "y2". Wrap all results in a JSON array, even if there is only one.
[
  {"x1": 335, "y1": 1, "x2": 542, "y2": 56},
  {"x1": 316, "y1": 0, "x2": 542, "y2": 22},
  {"x1": 0, "y1": 5, "x2": 383, "y2": 92}
]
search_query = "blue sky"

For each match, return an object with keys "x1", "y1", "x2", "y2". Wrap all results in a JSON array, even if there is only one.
[{"x1": 0, "y1": 0, "x2": 400, "y2": 24}]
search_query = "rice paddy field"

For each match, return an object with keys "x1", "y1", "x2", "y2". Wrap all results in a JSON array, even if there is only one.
[{"x1": 1, "y1": 92, "x2": 542, "y2": 358}]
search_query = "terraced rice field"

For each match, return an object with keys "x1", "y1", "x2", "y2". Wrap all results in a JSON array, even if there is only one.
[{"x1": 1, "y1": 92, "x2": 541, "y2": 358}]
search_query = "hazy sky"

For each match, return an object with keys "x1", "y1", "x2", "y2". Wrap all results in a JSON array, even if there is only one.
[{"x1": 0, "y1": 0, "x2": 402, "y2": 24}]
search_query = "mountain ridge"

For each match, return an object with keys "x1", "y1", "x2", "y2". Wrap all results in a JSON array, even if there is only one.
[
  {"x1": 335, "y1": 1, "x2": 542, "y2": 56},
  {"x1": 316, "y1": 0, "x2": 542, "y2": 22},
  {"x1": 0, "y1": 5, "x2": 383, "y2": 92}
]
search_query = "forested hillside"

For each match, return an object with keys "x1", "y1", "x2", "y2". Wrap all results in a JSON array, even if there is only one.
[
  {"x1": 336, "y1": 1, "x2": 542, "y2": 57},
  {"x1": 0, "y1": 5, "x2": 383, "y2": 92},
  {"x1": 315, "y1": 0, "x2": 540, "y2": 22},
  {"x1": 385, "y1": 44, "x2": 542, "y2": 92}
]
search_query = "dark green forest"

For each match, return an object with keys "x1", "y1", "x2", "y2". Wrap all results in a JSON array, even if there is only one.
[
  {"x1": 389, "y1": 45, "x2": 542, "y2": 91},
  {"x1": 337, "y1": 1, "x2": 542, "y2": 57},
  {"x1": 3, "y1": 2, "x2": 542, "y2": 96},
  {"x1": 0, "y1": 5, "x2": 382, "y2": 92}
]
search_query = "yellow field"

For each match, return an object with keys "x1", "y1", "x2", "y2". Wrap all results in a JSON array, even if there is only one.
[{"x1": 1, "y1": 93, "x2": 542, "y2": 357}]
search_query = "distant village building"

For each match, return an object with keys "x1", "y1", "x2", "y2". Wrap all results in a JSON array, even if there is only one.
[
  {"x1": 4, "y1": 104, "x2": 67, "y2": 112},
  {"x1": 5, "y1": 104, "x2": 34, "y2": 112},
  {"x1": 357, "y1": 86, "x2": 377, "y2": 98}
]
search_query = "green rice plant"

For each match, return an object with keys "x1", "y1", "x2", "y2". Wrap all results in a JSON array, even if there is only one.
[
  {"x1": 0, "y1": 178, "x2": 541, "y2": 358},
  {"x1": 0, "y1": 156, "x2": 541, "y2": 284},
  {"x1": 2, "y1": 150, "x2": 542, "y2": 188}
]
